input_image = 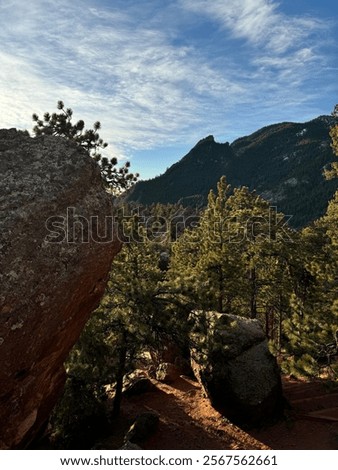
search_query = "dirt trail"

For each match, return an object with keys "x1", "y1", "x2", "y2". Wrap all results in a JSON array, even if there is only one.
[
  {"x1": 102, "y1": 375, "x2": 338, "y2": 450},
  {"x1": 105, "y1": 375, "x2": 268, "y2": 450}
]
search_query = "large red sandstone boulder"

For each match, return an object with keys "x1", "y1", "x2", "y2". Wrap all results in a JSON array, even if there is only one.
[{"x1": 0, "y1": 129, "x2": 120, "y2": 449}]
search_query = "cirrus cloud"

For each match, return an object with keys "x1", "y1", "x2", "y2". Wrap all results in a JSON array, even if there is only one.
[{"x1": 0, "y1": 0, "x2": 336, "y2": 177}]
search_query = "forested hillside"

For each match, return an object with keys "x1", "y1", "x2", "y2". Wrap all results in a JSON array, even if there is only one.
[{"x1": 126, "y1": 116, "x2": 338, "y2": 227}]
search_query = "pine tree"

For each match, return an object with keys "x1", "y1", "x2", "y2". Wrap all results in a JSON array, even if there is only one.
[
  {"x1": 168, "y1": 177, "x2": 239, "y2": 313},
  {"x1": 226, "y1": 186, "x2": 297, "y2": 356},
  {"x1": 55, "y1": 209, "x2": 185, "y2": 426},
  {"x1": 88, "y1": 217, "x2": 166, "y2": 416},
  {"x1": 281, "y1": 111, "x2": 338, "y2": 378},
  {"x1": 32, "y1": 100, "x2": 138, "y2": 192},
  {"x1": 168, "y1": 177, "x2": 294, "y2": 332},
  {"x1": 282, "y1": 211, "x2": 337, "y2": 378},
  {"x1": 325, "y1": 104, "x2": 338, "y2": 179}
]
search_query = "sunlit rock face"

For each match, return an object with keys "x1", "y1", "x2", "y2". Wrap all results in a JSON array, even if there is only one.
[{"x1": 0, "y1": 129, "x2": 121, "y2": 448}]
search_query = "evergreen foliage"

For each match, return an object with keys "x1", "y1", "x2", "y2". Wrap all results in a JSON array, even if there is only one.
[
  {"x1": 168, "y1": 177, "x2": 294, "y2": 341},
  {"x1": 326, "y1": 104, "x2": 338, "y2": 179},
  {"x1": 282, "y1": 198, "x2": 338, "y2": 378},
  {"x1": 281, "y1": 111, "x2": 338, "y2": 377},
  {"x1": 32, "y1": 100, "x2": 139, "y2": 192},
  {"x1": 51, "y1": 210, "x2": 190, "y2": 446}
]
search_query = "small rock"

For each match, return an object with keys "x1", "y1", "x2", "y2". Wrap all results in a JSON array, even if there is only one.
[
  {"x1": 123, "y1": 370, "x2": 154, "y2": 396},
  {"x1": 120, "y1": 441, "x2": 142, "y2": 450},
  {"x1": 156, "y1": 362, "x2": 181, "y2": 383}
]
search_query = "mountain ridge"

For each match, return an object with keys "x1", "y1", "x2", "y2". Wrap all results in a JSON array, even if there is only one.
[{"x1": 125, "y1": 115, "x2": 338, "y2": 227}]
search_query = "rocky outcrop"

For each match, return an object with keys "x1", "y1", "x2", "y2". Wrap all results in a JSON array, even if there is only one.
[
  {"x1": 190, "y1": 312, "x2": 284, "y2": 427},
  {"x1": 0, "y1": 129, "x2": 121, "y2": 449}
]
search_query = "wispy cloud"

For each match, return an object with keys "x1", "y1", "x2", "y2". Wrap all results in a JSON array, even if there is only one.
[
  {"x1": 180, "y1": 0, "x2": 329, "y2": 84},
  {"x1": 0, "y1": 0, "x2": 243, "y2": 161},
  {"x1": 180, "y1": 0, "x2": 334, "y2": 123},
  {"x1": 0, "y1": 0, "x2": 335, "y2": 173},
  {"x1": 181, "y1": 0, "x2": 327, "y2": 54}
]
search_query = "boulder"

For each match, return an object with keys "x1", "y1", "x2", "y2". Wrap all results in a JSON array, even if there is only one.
[
  {"x1": 122, "y1": 370, "x2": 155, "y2": 396},
  {"x1": 190, "y1": 312, "x2": 284, "y2": 426},
  {"x1": 124, "y1": 412, "x2": 159, "y2": 444},
  {"x1": 155, "y1": 362, "x2": 181, "y2": 383},
  {"x1": 0, "y1": 129, "x2": 121, "y2": 449}
]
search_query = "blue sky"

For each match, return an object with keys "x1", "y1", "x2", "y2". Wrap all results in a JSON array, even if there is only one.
[{"x1": 0, "y1": 0, "x2": 337, "y2": 179}]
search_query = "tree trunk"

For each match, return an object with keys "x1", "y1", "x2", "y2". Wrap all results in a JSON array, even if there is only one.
[
  {"x1": 249, "y1": 267, "x2": 257, "y2": 318},
  {"x1": 111, "y1": 333, "x2": 127, "y2": 418},
  {"x1": 218, "y1": 265, "x2": 224, "y2": 313},
  {"x1": 265, "y1": 307, "x2": 275, "y2": 340}
]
